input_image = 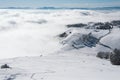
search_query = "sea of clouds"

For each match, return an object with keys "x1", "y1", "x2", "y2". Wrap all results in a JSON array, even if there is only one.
[{"x1": 0, "y1": 9, "x2": 119, "y2": 59}]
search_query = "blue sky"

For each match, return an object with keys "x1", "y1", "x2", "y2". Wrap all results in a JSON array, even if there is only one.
[{"x1": 0, "y1": 0, "x2": 120, "y2": 8}]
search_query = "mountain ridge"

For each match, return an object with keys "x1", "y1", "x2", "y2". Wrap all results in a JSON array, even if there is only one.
[{"x1": 0, "y1": 6, "x2": 120, "y2": 10}]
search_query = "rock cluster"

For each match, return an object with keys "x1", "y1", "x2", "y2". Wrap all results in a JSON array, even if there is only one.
[
  {"x1": 67, "y1": 20, "x2": 120, "y2": 29},
  {"x1": 110, "y1": 49, "x2": 120, "y2": 65},
  {"x1": 97, "y1": 52, "x2": 111, "y2": 59}
]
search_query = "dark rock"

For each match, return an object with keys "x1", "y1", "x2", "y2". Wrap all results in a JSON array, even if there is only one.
[
  {"x1": 66, "y1": 20, "x2": 120, "y2": 29},
  {"x1": 66, "y1": 22, "x2": 113, "y2": 30},
  {"x1": 97, "y1": 52, "x2": 111, "y2": 59},
  {"x1": 59, "y1": 32, "x2": 68, "y2": 38},
  {"x1": 111, "y1": 20, "x2": 120, "y2": 26},
  {"x1": 96, "y1": 22, "x2": 113, "y2": 30},
  {"x1": 67, "y1": 23, "x2": 87, "y2": 28},
  {"x1": 59, "y1": 30, "x2": 72, "y2": 38},
  {"x1": 110, "y1": 49, "x2": 120, "y2": 65},
  {"x1": 1, "y1": 64, "x2": 11, "y2": 69},
  {"x1": 93, "y1": 22, "x2": 104, "y2": 27},
  {"x1": 92, "y1": 22, "x2": 104, "y2": 29}
]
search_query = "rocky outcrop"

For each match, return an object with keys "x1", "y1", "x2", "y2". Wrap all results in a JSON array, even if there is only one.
[
  {"x1": 66, "y1": 20, "x2": 120, "y2": 29},
  {"x1": 61, "y1": 32, "x2": 100, "y2": 49},
  {"x1": 59, "y1": 30, "x2": 72, "y2": 38},
  {"x1": 1, "y1": 64, "x2": 11, "y2": 69},
  {"x1": 67, "y1": 23, "x2": 87, "y2": 28},
  {"x1": 110, "y1": 49, "x2": 120, "y2": 65},
  {"x1": 111, "y1": 20, "x2": 120, "y2": 26},
  {"x1": 96, "y1": 52, "x2": 111, "y2": 59}
]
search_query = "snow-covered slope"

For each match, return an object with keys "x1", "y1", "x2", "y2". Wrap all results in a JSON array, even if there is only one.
[
  {"x1": 0, "y1": 9, "x2": 120, "y2": 80},
  {"x1": 1, "y1": 51, "x2": 120, "y2": 80}
]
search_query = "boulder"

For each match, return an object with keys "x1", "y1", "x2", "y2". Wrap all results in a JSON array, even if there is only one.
[
  {"x1": 59, "y1": 30, "x2": 72, "y2": 38},
  {"x1": 1, "y1": 64, "x2": 11, "y2": 69},
  {"x1": 97, "y1": 52, "x2": 111, "y2": 59},
  {"x1": 110, "y1": 49, "x2": 120, "y2": 65}
]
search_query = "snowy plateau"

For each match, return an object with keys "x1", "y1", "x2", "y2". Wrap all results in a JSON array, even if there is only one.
[{"x1": 0, "y1": 9, "x2": 120, "y2": 80}]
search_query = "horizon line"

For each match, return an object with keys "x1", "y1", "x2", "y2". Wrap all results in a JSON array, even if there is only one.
[{"x1": 0, "y1": 6, "x2": 120, "y2": 10}]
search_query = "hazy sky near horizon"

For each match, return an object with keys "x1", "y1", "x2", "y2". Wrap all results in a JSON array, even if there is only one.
[{"x1": 0, "y1": 0, "x2": 120, "y2": 7}]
